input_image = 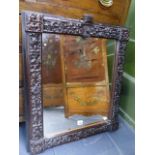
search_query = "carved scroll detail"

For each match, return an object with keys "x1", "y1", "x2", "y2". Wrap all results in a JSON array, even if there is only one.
[
  {"x1": 43, "y1": 17, "x2": 129, "y2": 41},
  {"x1": 30, "y1": 138, "x2": 45, "y2": 155},
  {"x1": 44, "y1": 122, "x2": 112, "y2": 149},
  {"x1": 26, "y1": 13, "x2": 43, "y2": 32}
]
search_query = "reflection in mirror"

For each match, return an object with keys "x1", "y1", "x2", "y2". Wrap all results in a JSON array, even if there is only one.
[
  {"x1": 42, "y1": 34, "x2": 114, "y2": 137},
  {"x1": 107, "y1": 39, "x2": 115, "y2": 90}
]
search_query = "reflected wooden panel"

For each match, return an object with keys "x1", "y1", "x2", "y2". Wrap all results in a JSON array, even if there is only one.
[
  {"x1": 43, "y1": 84, "x2": 64, "y2": 107},
  {"x1": 67, "y1": 86, "x2": 109, "y2": 117},
  {"x1": 61, "y1": 36, "x2": 110, "y2": 117},
  {"x1": 42, "y1": 34, "x2": 62, "y2": 84},
  {"x1": 42, "y1": 34, "x2": 64, "y2": 107},
  {"x1": 63, "y1": 37, "x2": 106, "y2": 82}
]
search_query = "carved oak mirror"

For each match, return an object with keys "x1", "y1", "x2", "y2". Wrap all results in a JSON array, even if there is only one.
[{"x1": 21, "y1": 11, "x2": 129, "y2": 154}]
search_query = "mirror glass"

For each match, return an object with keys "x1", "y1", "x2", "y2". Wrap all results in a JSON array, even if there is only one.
[{"x1": 42, "y1": 33, "x2": 115, "y2": 137}]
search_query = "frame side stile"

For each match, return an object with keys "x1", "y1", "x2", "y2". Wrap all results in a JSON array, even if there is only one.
[
  {"x1": 28, "y1": 31, "x2": 45, "y2": 154},
  {"x1": 108, "y1": 29, "x2": 129, "y2": 131},
  {"x1": 22, "y1": 11, "x2": 45, "y2": 154}
]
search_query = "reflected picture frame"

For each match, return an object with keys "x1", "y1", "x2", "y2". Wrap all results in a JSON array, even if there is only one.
[{"x1": 21, "y1": 11, "x2": 129, "y2": 154}]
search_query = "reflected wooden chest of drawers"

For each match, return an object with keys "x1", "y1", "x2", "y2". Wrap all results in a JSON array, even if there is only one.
[{"x1": 61, "y1": 35, "x2": 110, "y2": 117}]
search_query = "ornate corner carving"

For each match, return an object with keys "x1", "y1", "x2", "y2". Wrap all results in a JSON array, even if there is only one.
[
  {"x1": 109, "y1": 121, "x2": 119, "y2": 131},
  {"x1": 26, "y1": 13, "x2": 43, "y2": 32},
  {"x1": 30, "y1": 138, "x2": 45, "y2": 155}
]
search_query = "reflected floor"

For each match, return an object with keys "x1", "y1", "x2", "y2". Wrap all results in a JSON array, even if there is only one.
[
  {"x1": 20, "y1": 116, "x2": 135, "y2": 155},
  {"x1": 43, "y1": 106, "x2": 106, "y2": 137}
]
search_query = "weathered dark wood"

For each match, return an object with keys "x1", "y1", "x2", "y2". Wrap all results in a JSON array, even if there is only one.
[
  {"x1": 30, "y1": 121, "x2": 118, "y2": 154},
  {"x1": 20, "y1": 0, "x2": 131, "y2": 25},
  {"x1": 24, "y1": 12, "x2": 128, "y2": 41},
  {"x1": 22, "y1": 11, "x2": 129, "y2": 154},
  {"x1": 22, "y1": 13, "x2": 43, "y2": 151},
  {"x1": 108, "y1": 40, "x2": 128, "y2": 125}
]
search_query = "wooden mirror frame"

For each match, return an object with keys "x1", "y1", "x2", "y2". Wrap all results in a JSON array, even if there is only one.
[{"x1": 21, "y1": 11, "x2": 129, "y2": 154}]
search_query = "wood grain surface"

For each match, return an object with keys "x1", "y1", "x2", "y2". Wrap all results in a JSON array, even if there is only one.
[
  {"x1": 43, "y1": 84, "x2": 64, "y2": 107},
  {"x1": 67, "y1": 86, "x2": 109, "y2": 116},
  {"x1": 63, "y1": 36, "x2": 107, "y2": 83},
  {"x1": 20, "y1": 0, "x2": 131, "y2": 25},
  {"x1": 61, "y1": 36, "x2": 110, "y2": 117}
]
